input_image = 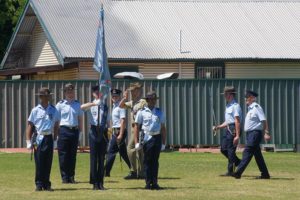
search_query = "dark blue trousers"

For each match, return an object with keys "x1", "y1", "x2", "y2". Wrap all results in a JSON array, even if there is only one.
[
  {"x1": 143, "y1": 134, "x2": 162, "y2": 186},
  {"x1": 221, "y1": 128, "x2": 241, "y2": 173},
  {"x1": 57, "y1": 126, "x2": 79, "y2": 181},
  {"x1": 34, "y1": 135, "x2": 53, "y2": 188},
  {"x1": 89, "y1": 125, "x2": 108, "y2": 185},
  {"x1": 236, "y1": 130, "x2": 270, "y2": 177},
  {"x1": 105, "y1": 129, "x2": 131, "y2": 175}
]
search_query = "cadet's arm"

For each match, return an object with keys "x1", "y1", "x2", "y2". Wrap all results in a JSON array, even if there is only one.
[
  {"x1": 161, "y1": 123, "x2": 166, "y2": 145},
  {"x1": 134, "y1": 123, "x2": 139, "y2": 144},
  {"x1": 234, "y1": 116, "x2": 241, "y2": 138},
  {"x1": 119, "y1": 118, "x2": 126, "y2": 139},
  {"x1": 81, "y1": 102, "x2": 97, "y2": 111},
  {"x1": 119, "y1": 90, "x2": 129, "y2": 108},
  {"x1": 26, "y1": 122, "x2": 34, "y2": 141},
  {"x1": 53, "y1": 121, "x2": 60, "y2": 141},
  {"x1": 216, "y1": 121, "x2": 228, "y2": 130},
  {"x1": 263, "y1": 120, "x2": 271, "y2": 141}
]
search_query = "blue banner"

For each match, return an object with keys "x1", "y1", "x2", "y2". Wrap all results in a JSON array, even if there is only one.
[{"x1": 93, "y1": 5, "x2": 111, "y2": 101}]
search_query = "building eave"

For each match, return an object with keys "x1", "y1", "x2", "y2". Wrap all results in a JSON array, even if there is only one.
[{"x1": 0, "y1": 1, "x2": 30, "y2": 69}]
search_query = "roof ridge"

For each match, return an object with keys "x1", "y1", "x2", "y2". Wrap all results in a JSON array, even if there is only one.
[{"x1": 110, "y1": 0, "x2": 300, "y2": 2}]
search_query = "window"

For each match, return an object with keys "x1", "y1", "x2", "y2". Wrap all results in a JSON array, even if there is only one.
[
  {"x1": 195, "y1": 62, "x2": 224, "y2": 79},
  {"x1": 109, "y1": 66, "x2": 139, "y2": 78}
]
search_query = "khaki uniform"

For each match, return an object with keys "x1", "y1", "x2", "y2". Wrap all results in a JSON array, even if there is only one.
[{"x1": 124, "y1": 99, "x2": 147, "y2": 175}]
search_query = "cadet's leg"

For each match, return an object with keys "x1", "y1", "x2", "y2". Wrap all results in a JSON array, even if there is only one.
[
  {"x1": 137, "y1": 148, "x2": 144, "y2": 177},
  {"x1": 98, "y1": 139, "x2": 107, "y2": 187},
  {"x1": 234, "y1": 145, "x2": 255, "y2": 177},
  {"x1": 220, "y1": 132, "x2": 229, "y2": 158},
  {"x1": 34, "y1": 140, "x2": 43, "y2": 190},
  {"x1": 227, "y1": 133, "x2": 238, "y2": 174},
  {"x1": 143, "y1": 138, "x2": 155, "y2": 187},
  {"x1": 89, "y1": 132, "x2": 97, "y2": 184},
  {"x1": 105, "y1": 134, "x2": 118, "y2": 176},
  {"x1": 127, "y1": 130, "x2": 137, "y2": 173},
  {"x1": 44, "y1": 136, "x2": 53, "y2": 189},
  {"x1": 58, "y1": 128, "x2": 70, "y2": 182},
  {"x1": 235, "y1": 131, "x2": 262, "y2": 177},
  {"x1": 69, "y1": 130, "x2": 79, "y2": 180},
  {"x1": 119, "y1": 131, "x2": 131, "y2": 169},
  {"x1": 253, "y1": 145, "x2": 270, "y2": 177},
  {"x1": 152, "y1": 135, "x2": 162, "y2": 187}
]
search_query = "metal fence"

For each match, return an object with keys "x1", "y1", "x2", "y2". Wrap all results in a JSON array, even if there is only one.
[{"x1": 1, "y1": 79, "x2": 299, "y2": 148}]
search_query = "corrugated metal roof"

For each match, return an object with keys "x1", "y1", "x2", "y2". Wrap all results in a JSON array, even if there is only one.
[{"x1": 2, "y1": 0, "x2": 300, "y2": 67}]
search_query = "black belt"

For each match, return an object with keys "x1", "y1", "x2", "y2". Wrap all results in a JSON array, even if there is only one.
[
  {"x1": 247, "y1": 130, "x2": 262, "y2": 133},
  {"x1": 60, "y1": 126, "x2": 78, "y2": 131}
]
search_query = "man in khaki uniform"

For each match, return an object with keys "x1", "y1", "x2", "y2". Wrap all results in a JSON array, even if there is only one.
[{"x1": 120, "y1": 82, "x2": 147, "y2": 179}]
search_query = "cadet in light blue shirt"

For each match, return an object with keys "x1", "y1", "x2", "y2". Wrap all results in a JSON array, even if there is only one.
[
  {"x1": 105, "y1": 89, "x2": 131, "y2": 177},
  {"x1": 25, "y1": 87, "x2": 60, "y2": 191},
  {"x1": 214, "y1": 86, "x2": 241, "y2": 176},
  {"x1": 56, "y1": 83, "x2": 83, "y2": 184},
  {"x1": 233, "y1": 90, "x2": 271, "y2": 179},
  {"x1": 28, "y1": 104, "x2": 60, "y2": 145},
  {"x1": 244, "y1": 102, "x2": 266, "y2": 132},
  {"x1": 80, "y1": 85, "x2": 110, "y2": 190},
  {"x1": 136, "y1": 107, "x2": 166, "y2": 136},
  {"x1": 225, "y1": 100, "x2": 242, "y2": 125},
  {"x1": 56, "y1": 100, "x2": 83, "y2": 127},
  {"x1": 134, "y1": 91, "x2": 166, "y2": 190}
]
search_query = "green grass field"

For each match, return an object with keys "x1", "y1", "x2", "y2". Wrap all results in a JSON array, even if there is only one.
[{"x1": 0, "y1": 151, "x2": 299, "y2": 200}]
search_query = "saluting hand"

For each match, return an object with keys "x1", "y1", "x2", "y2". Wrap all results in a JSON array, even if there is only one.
[
  {"x1": 94, "y1": 99, "x2": 101, "y2": 106},
  {"x1": 123, "y1": 90, "x2": 128, "y2": 100}
]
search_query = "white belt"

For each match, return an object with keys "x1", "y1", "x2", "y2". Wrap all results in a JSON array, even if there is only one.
[
  {"x1": 146, "y1": 131, "x2": 160, "y2": 136},
  {"x1": 38, "y1": 131, "x2": 52, "y2": 135}
]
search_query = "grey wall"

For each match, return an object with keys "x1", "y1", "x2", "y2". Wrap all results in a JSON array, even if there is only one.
[{"x1": 0, "y1": 79, "x2": 299, "y2": 148}]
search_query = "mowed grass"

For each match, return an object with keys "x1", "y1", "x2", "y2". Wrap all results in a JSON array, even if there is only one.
[{"x1": 0, "y1": 151, "x2": 299, "y2": 200}]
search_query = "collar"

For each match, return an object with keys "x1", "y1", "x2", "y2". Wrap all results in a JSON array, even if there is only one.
[
  {"x1": 113, "y1": 101, "x2": 120, "y2": 107},
  {"x1": 248, "y1": 102, "x2": 257, "y2": 109},
  {"x1": 37, "y1": 103, "x2": 50, "y2": 110},
  {"x1": 64, "y1": 99, "x2": 75, "y2": 104},
  {"x1": 226, "y1": 99, "x2": 236, "y2": 107}
]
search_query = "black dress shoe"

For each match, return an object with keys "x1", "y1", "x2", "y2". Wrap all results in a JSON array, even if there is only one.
[
  {"x1": 62, "y1": 179, "x2": 69, "y2": 184},
  {"x1": 144, "y1": 184, "x2": 151, "y2": 190},
  {"x1": 98, "y1": 183, "x2": 106, "y2": 190},
  {"x1": 93, "y1": 184, "x2": 100, "y2": 190},
  {"x1": 256, "y1": 175, "x2": 270, "y2": 179},
  {"x1": 35, "y1": 186, "x2": 43, "y2": 191},
  {"x1": 232, "y1": 173, "x2": 241, "y2": 179},
  {"x1": 124, "y1": 171, "x2": 137, "y2": 180},
  {"x1": 152, "y1": 184, "x2": 162, "y2": 190},
  {"x1": 219, "y1": 172, "x2": 234, "y2": 177},
  {"x1": 138, "y1": 174, "x2": 145, "y2": 179},
  {"x1": 105, "y1": 173, "x2": 110, "y2": 177},
  {"x1": 69, "y1": 177, "x2": 77, "y2": 184},
  {"x1": 44, "y1": 186, "x2": 54, "y2": 191}
]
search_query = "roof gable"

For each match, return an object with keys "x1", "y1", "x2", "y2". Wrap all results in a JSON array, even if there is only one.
[{"x1": 2, "y1": 0, "x2": 300, "y2": 69}]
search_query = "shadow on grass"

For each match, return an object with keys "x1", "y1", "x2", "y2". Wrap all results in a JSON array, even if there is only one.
[
  {"x1": 54, "y1": 188, "x2": 91, "y2": 191},
  {"x1": 159, "y1": 177, "x2": 180, "y2": 180},
  {"x1": 118, "y1": 186, "x2": 178, "y2": 190},
  {"x1": 241, "y1": 175, "x2": 295, "y2": 180}
]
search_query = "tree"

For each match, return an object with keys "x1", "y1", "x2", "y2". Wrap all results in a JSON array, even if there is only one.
[{"x1": 0, "y1": 0, "x2": 27, "y2": 62}]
